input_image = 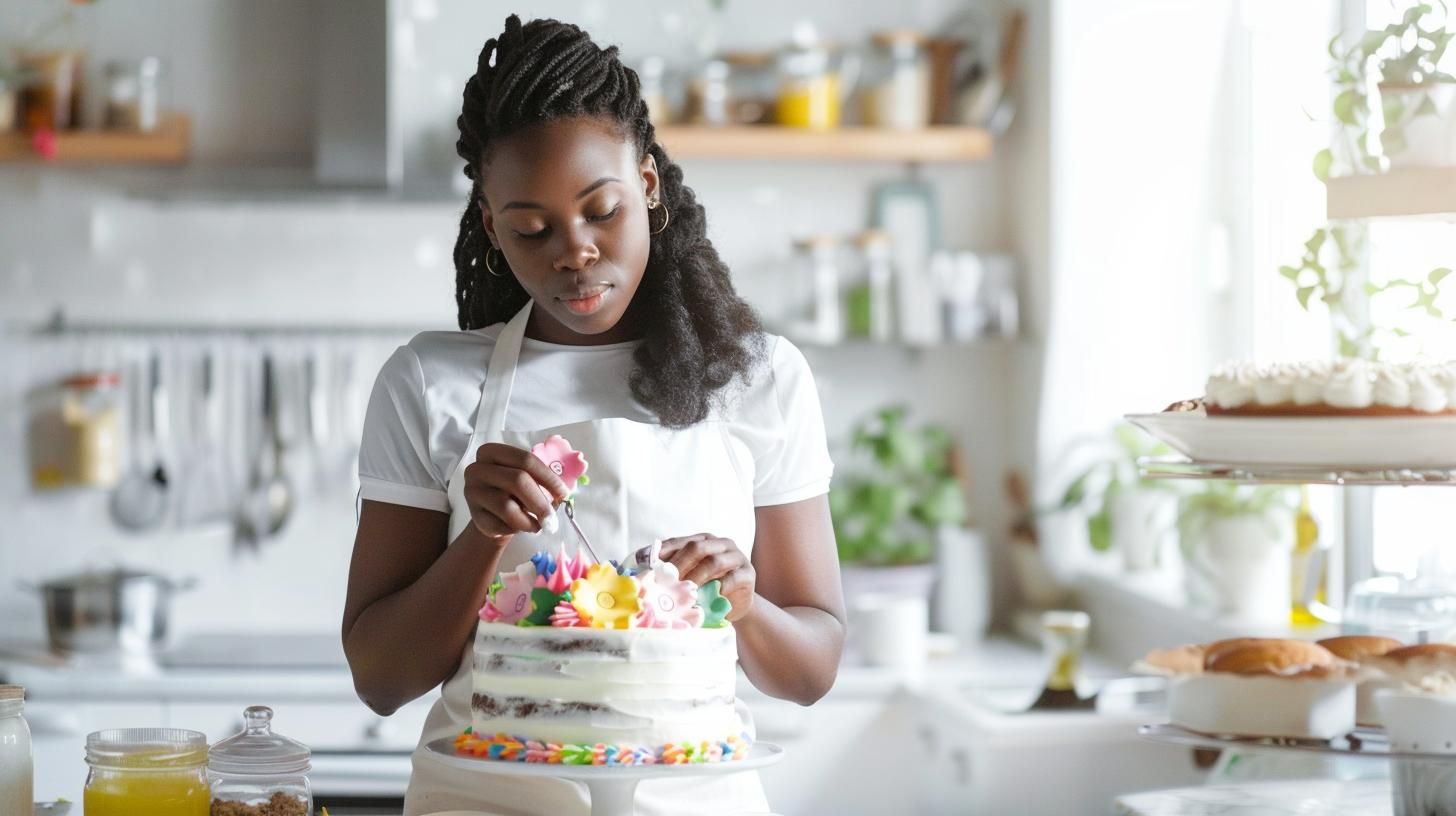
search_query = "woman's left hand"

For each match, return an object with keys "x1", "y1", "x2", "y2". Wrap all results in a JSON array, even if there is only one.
[{"x1": 659, "y1": 534, "x2": 755, "y2": 622}]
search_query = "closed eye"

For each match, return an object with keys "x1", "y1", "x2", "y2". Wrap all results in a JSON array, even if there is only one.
[
  {"x1": 513, "y1": 227, "x2": 548, "y2": 240},
  {"x1": 588, "y1": 205, "x2": 621, "y2": 223}
]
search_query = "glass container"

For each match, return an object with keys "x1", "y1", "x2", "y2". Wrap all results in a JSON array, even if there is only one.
[
  {"x1": 84, "y1": 728, "x2": 210, "y2": 816},
  {"x1": 208, "y1": 706, "x2": 312, "y2": 816}
]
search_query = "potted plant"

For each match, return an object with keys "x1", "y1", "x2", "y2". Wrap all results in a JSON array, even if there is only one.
[
  {"x1": 1368, "y1": 2, "x2": 1456, "y2": 168},
  {"x1": 1178, "y1": 482, "x2": 1297, "y2": 624},
  {"x1": 1051, "y1": 423, "x2": 1181, "y2": 573},
  {"x1": 829, "y1": 406, "x2": 970, "y2": 595}
]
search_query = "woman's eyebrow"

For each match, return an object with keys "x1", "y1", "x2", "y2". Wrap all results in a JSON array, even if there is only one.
[{"x1": 501, "y1": 176, "x2": 622, "y2": 211}]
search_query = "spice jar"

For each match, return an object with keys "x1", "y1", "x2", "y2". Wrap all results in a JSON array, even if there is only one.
[
  {"x1": 786, "y1": 234, "x2": 844, "y2": 345},
  {"x1": 0, "y1": 686, "x2": 32, "y2": 816},
  {"x1": 684, "y1": 58, "x2": 731, "y2": 127},
  {"x1": 861, "y1": 31, "x2": 930, "y2": 130},
  {"x1": 85, "y1": 728, "x2": 210, "y2": 816},
  {"x1": 208, "y1": 706, "x2": 312, "y2": 816},
  {"x1": 775, "y1": 22, "x2": 852, "y2": 130},
  {"x1": 61, "y1": 371, "x2": 122, "y2": 487},
  {"x1": 104, "y1": 58, "x2": 163, "y2": 132}
]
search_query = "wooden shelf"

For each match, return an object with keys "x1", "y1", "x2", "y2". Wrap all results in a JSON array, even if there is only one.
[
  {"x1": 1326, "y1": 167, "x2": 1456, "y2": 220},
  {"x1": 0, "y1": 114, "x2": 190, "y2": 164},
  {"x1": 655, "y1": 125, "x2": 992, "y2": 162}
]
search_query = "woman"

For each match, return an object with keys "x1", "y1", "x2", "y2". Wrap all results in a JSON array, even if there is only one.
[{"x1": 342, "y1": 15, "x2": 845, "y2": 816}]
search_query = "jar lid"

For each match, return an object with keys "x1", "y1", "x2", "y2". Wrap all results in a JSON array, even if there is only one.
[
  {"x1": 62, "y1": 371, "x2": 120, "y2": 389},
  {"x1": 871, "y1": 30, "x2": 927, "y2": 48},
  {"x1": 86, "y1": 728, "x2": 208, "y2": 769},
  {"x1": 0, "y1": 685, "x2": 23, "y2": 701},
  {"x1": 209, "y1": 706, "x2": 311, "y2": 775}
]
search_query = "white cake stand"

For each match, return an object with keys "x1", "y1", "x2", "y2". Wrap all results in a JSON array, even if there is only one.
[{"x1": 425, "y1": 738, "x2": 784, "y2": 816}]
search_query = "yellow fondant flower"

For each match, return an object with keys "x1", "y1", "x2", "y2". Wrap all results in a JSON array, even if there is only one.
[{"x1": 570, "y1": 563, "x2": 641, "y2": 629}]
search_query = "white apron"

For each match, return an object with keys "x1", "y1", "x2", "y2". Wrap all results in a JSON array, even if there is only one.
[{"x1": 403, "y1": 302, "x2": 769, "y2": 816}]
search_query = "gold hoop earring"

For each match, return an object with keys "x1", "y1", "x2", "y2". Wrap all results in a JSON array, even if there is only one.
[
  {"x1": 648, "y1": 198, "x2": 670, "y2": 235},
  {"x1": 485, "y1": 245, "x2": 508, "y2": 277}
]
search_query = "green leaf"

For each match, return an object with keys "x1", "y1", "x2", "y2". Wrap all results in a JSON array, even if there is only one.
[
  {"x1": 1383, "y1": 94, "x2": 1407, "y2": 125},
  {"x1": 1364, "y1": 155, "x2": 1386, "y2": 171},
  {"x1": 1334, "y1": 89, "x2": 1363, "y2": 125},
  {"x1": 1430, "y1": 267, "x2": 1452, "y2": 285},
  {"x1": 1360, "y1": 30, "x2": 1390, "y2": 55},
  {"x1": 1297, "y1": 286, "x2": 1316, "y2": 310},
  {"x1": 1417, "y1": 94, "x2": 1440, "y2": 117},
  {"x1": 1384, "y1": 127, "x2": 1409, "y2": 156},
  {"x1": 521, "y1": 588, "x2": 565, "y2": 627},
  {"x1": 1312, "y1": 148, "x2": 1334, "y2": 182},
  {"x1": 1087, "y1": 510, "x2": 1112, "y2": 552},
  {"x1": 1338, "y1": 333, "x2": 1361, "y2": 358},
  {"x1": 1304, "y1": 230, "x2": 1328, "y2": 255},
  {"x1": 1365, "y1": 282, "x2": 1382, "y2": 296},
  {"x1": 1279, "y1": 265, "x2": 1302, "y2": 282},
  {"x1": 1393, "y1": 327, "x2": 1412, "y2": 337}
]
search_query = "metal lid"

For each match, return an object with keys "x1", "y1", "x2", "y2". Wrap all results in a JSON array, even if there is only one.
[
  {"x1": 40, "y1": 567, "x2": 174, "y2": 591},
  {"x1": 0, "y1": 685, "x2": 23, "y2": 701},
  {"x1": 209, "y1": 706, "x2": 311, "y2": 775},
  {"x1": 86, "y1": 728, "x2": 208, "y2": 769}
]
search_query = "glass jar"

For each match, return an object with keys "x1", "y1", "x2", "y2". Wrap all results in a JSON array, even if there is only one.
[
  {"x1": 846, "y1": 229, "x2": 894, "y2": 342},
  {"x1": 0, "y1": 686, "x2": 32, "y2": 816},
  {"x1": 103, "y1": 57, "x2": 163, "y2": 132},
  {"x1": 775, "y1": 22, "x2": 847, "y2": 130},
  {"x1": 684, "y1": 58, "x2": 731, "y2": 127},
  {"x1": 209, "y1": 706, "x2": 312, "y2": 816},
  {"x1": 637, "y1": 55, "x2": 670, "y2": 125},
  {"x1": 786, "y1": 234, "x2": 843, "y2": 345},
  {"x1": 85, "y1": 728, "x2": 210, "y2": 816},
  {"x1": 721, "y1": 51, "x2": 777, "y2": 125},
  {"x1": 861, "y1": 30, "x2": 930, "y2": 130},
  {"x1": 61, "y1": 371, "x2": 122, "y2": 487}
]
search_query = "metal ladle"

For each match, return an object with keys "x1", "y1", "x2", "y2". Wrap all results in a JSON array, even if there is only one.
[
  {"x1": 235, "y1": 356, "x2": 293, "y2": 549},
  {"x1": 110, "y1": 354, "x2": 170, "y2": 532}
]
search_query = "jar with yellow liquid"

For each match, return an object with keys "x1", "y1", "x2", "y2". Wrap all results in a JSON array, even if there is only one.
[
  {"x1": 85, "y1": 728, "x2": 210, "y2": 816},
  {"x1": 775, "y1": 21, "x2": 857, "y2": 130}
]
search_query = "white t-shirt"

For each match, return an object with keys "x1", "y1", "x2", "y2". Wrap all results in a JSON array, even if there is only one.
[{"x1": 358, "y1": 325, "x2": 833, "y2": 513}]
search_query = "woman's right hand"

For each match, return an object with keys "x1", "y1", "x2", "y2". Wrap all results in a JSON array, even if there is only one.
[{"x1": 461, "y1": 443, "x2": 572, "y2": 540}]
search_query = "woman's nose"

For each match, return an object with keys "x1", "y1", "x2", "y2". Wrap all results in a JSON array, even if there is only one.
[{"x1": 553, "y1": 226, "x2": 600, "y2": 272}]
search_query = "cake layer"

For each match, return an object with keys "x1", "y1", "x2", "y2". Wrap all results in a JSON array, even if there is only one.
[{"x1": 472, "y1": 623, "x2": 744, "y2": 747}]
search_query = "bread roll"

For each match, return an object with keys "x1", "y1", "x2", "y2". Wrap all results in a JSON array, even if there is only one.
[
  {"x1": 1205, "y1": 639, "x2": 1339, "y2": 676},
  {"x1": 1318, "y1": 635, "x2": 1404, "y2": 662}
]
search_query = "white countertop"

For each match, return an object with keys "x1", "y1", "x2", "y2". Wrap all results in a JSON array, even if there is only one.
[{"x1": 1115, "y1": 779, "x2": 1392, "y2": 816}]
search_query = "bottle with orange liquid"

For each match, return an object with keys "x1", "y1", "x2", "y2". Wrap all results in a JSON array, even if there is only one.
[{"x1": 1290, "y1": 486, "x2": 1326, "y2": 627}]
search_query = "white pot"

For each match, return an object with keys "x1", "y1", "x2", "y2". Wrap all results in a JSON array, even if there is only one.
[
  {"x1": 1384, "y1": 82, "x2": 1456, "y2": 169},
  {"x1": 931, "y1": 526, "x2": 992, "y2": 647},
  {"x1": 1109, "y1": 489, "x2": 1177, "y2": 572},
  {"x1": 1184, "y1": 512, "x2": 1293, "y2": 623}
]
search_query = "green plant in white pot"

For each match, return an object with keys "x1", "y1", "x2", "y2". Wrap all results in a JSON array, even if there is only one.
[
  {"x1": 1178, "y1": 482, "x2": 1297, "y2": 624},
  {"x1": 1053, "y1": 424, "x2": 1181, "y2": 572},
  {"x1": 830, "y1": 407, "x2": 971, "y2": 604}
]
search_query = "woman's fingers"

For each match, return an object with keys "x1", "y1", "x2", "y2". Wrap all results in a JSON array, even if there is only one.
[
  {"x1": 464, "y1": 483, "x2": 539, "y2": 536},
  {"x1": 662, "y1": 536, "x2": 743, "y2": 585},
  {"x1": 478, "y1": 462, "x2": 556, "y2": 524},
  {"x1": 480, "y1": 443, "x2": 571, "y2": 502}
]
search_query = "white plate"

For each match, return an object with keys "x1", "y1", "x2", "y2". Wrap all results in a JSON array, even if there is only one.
[{"x1": 1126, "y1": 413, "x2": 1456, "y2": 468}]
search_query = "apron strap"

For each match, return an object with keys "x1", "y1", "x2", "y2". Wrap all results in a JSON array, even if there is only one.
[{"x1": 475, "y1": 300, "x2": 533, "y2": 438}]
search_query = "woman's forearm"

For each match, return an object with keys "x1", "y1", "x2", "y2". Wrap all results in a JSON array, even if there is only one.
[
  {"x1": 734, "y1": 596, "x2": 845, "y2": 705},
  {"x1": 345, "y1": 526, "x2": 506, "y2": 715}
]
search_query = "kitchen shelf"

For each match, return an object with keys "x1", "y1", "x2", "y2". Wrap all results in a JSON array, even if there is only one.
[
  {"x1": 0, "y1": 114, "x2": 191, "y2": 164},
  {"x1": 1326, "y1": 167, "x2": 1456, "y2": 220},
  {"x1": 1136, "y1": 456, "x2": 1456, "y2": 487},
  {"x1": 1138, "y1": 723, "x2": 1456, "y2": 761},
  {"x1": 655, "y1": 125, "x2": 993, "y2": 162}
]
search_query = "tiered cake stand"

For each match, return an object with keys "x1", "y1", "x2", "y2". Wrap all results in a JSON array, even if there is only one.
[{"x1": 425, "y1": 738, "x2": 785, "y2": 816}]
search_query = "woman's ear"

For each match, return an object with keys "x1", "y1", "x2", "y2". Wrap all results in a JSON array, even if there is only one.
[
  {"x1": 479, "y1": 195, "x2": 497, "y2": 248},
  {"x1": 640, "y1": 153, "x2": 660, "y2": 202}
]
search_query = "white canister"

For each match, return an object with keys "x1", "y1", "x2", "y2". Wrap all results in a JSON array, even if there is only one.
[
  {"x1": 850, "y1": 593, "x2": 929, "y2": 679},
  {"x1": 1110, "y1": 489, "x2": 1177, "y2": 572},
  {"x1": 1186, "y1": 512, "x2": 1293, "y2": 623},
  {"x1": 0, "y1": 685, "x2": 33, "y2": 815}
]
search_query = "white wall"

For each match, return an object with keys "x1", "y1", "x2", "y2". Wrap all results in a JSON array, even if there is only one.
[{"x1": 0, "y1": 0, "x2": 1047, "y2": 638}]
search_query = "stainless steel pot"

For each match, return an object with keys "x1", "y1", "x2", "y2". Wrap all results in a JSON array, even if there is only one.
[{"x1": 26, "y1": 569, "x2": 196, "y2": 657}]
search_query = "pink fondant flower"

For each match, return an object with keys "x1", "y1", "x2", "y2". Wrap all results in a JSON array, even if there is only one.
[
  {"x1": 531, "y1": 435, "x2": 589, "y2": 490},
  {"x1": 635, "y1": 562, "x2": 705, "y2": 629},
  {"x1": 546, "y1": 544, "x2": 591, "y2": 594},
  {"x1": 480, "y1": 562, "x2": 536, "y2": 624},
  {"x1": 550, "y1": 598, "x2": 586, "y2": 627}
]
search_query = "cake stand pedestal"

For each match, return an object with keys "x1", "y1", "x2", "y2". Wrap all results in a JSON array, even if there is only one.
[{"x1": 424, "y1": 739, "x2": 785, "y2": 816}]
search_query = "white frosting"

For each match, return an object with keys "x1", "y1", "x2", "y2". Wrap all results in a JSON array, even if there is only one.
[
  {"x1": 1324, "y1": 360, "x2": 1375, "y2": 408},
  {"x1": 1372, "y1": 366, "x2": 1413, "y2": 408},
  {"x1": 1207, "y1": 359, "x2": 1456, "y2": 413},
  {"x1": 1409, "y1": 368, "x2": 1450, "y2": 414},
  {"x1": 1206, "y1": 363, "x2": 1258, "y2": 408},
  {"x1": 472, "y1": 624, "x2": 744, "y2": 746}
]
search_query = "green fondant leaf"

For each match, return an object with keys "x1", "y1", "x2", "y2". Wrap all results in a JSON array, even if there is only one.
[{"x1": 522, "y1": 587, "x2": 566, "y2": 627}]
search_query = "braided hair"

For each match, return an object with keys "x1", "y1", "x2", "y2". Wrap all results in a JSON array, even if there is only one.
[{"x1": 454, "y1": 15, "x2": 763, "y2": 428}]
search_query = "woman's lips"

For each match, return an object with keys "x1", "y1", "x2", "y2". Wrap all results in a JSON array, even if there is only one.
[{"x1": 559, "y1": 286, "x2": 610, "y2": 315}]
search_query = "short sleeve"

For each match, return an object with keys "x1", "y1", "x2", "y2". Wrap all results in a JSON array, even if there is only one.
[
  {"x1": 358, "y1": 345, "x2": 450, "y2": 513},
  {"x1": 750, "y1": 338, "x2": 834, "y2": 506}
]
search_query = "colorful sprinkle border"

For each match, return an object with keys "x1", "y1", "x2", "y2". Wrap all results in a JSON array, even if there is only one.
[{"x1": 453, "y1": 728, "x2": 751, "y2": 765}]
